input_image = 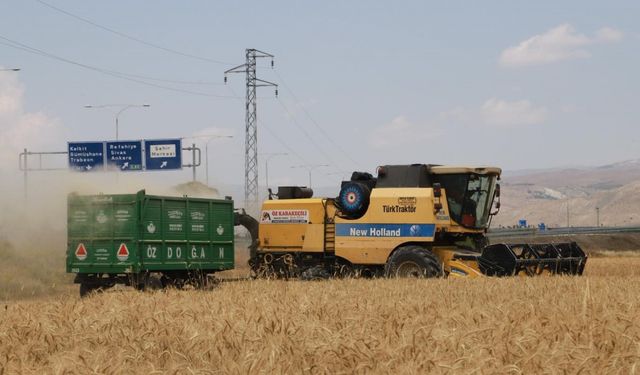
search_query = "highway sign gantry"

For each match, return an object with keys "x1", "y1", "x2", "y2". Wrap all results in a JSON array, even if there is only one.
[
  {"x1": 106, "y1": 141, "x2": 143, "y2": 171},
  {"x1": 68, "y1": 142, "x2": 105, "y2": 171},
  {"x1": 144, "y1": 139, "x2": 182, "y2": 170},
  {"x1": 67, "y1": 139, "x2": 183, "y2": 172}
]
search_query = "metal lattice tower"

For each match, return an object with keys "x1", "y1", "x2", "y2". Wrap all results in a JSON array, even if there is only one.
[{"x1": 225, "y1": 49, "x2": 278, "y2": 213}]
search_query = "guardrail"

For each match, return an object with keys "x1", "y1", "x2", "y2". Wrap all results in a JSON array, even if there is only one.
[{"x1": 487, "y1": 226, "x2": 640, "y2": 238}]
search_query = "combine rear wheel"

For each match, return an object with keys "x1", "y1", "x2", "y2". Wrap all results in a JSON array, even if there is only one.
[{"x1": 385, "y1": 245, "x2": 443, "y2": 278}]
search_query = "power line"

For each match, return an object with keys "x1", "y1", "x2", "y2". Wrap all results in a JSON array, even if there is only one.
[
  {"x1": 0, "y1": 35, "x2": 240, "y2": 99},
  {"x1": 228, "y1": 68, "x2": 350, "y2": 174},
  {"x1": 0, "y1": 37, "x2": 233, "y2": 98},
  {"x1": 34, "y1": 0, "x2": 234, "y2": 65},
  {"x1": 113, "y1": 74, "x2": 225, "y2": 86},
  {"x1": 276, "y1": 97, "x2": 343, "y2": 171},
  {"x1": 273, "y1": 68, "x2": 362, "y2": 168},
  {"x1": 226, "y1": 85, "x2": 309, "y2": 165},
  {"x1": 262, "y1": 123, "x2": 310, "y2": 166}
]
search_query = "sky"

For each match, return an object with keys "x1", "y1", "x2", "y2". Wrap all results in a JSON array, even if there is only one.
[{"x1": 1, "y1": 0, "x2": 639, "y2": 196}]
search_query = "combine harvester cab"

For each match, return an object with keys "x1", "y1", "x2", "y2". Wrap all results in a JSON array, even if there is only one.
[{"x1": 248, "y1": 164, "x2": 588, "y2": 279}]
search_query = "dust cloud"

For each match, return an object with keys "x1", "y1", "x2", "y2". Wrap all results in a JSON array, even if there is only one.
[
  {"x1": 0, "y1": 71, "x2": 237, "y2": 298},
  {"x1": 0, "y1": 165, "x2": 225, "y2": 299},
  {"x1": 0, "y1": 168, "x2": 221, "y2": 249}
]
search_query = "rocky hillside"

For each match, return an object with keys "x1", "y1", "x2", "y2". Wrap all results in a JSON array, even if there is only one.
[{"x1": 493, "y1": 159, "x2": 640, "y2": 228}]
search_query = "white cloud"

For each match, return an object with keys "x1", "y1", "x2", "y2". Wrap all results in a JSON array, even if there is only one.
[
  {"x1": 481, "y1": 98, "x2": 547, "y2": 126},
  {"x1": 595, "y1": 27, "x2": 624, "y2": 43},
  {"x1": 368, "y1": 116, "x2": 438, "y2": 149},
  {"x1": 499, "y1": 24, "x2": 623, "y2": 67},
  {"x1": 438, "y1": 106, "x2": 469, "y2": 122},
  {"x1": 0, "y1": 72, "x2": 61, "y2": 170}
]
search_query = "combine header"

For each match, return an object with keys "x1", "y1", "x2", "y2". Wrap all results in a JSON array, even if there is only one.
[
  {"x1": 237, "y1": 164, "x2": 587, "y2": 279},
  {"x1": 479, "y1": 243, "x2": 586, "y2": 276}
]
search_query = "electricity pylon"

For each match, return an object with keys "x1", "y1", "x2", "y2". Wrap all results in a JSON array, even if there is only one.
[{"x1": 225, "y1": 49, "x2": 278, "y2": 214}]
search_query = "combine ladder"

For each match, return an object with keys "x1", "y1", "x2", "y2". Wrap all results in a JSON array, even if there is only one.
[{"x1": 323, "y1": 199, "x2": 336, "y2": 266}]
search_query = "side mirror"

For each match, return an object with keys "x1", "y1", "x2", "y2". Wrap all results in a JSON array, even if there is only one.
[
  {"x1": 490, "y1": 184, "x2": 501, "y2": 215},
  {"x1": 433, "y1": 183, "x2": 443, "y2": 213},
  {"x1": 433, "y1": 183, "x2": 442, "y2": 198}
]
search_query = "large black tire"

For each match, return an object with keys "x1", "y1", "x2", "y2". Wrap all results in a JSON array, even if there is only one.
[
  {"x1": 300, "y1": 266, "x2": 331, "y2": 281},
  {"x1": 79, "y1": 283, "x2": 101, "y2": 298},
  {"x1": 136, "y1": 273, "x2": 163, "y2": 291},
  {"x1": 161, "y1": 275, "x2": 185, "y2": 289},
  {"x1": 189, "y1": 271, "x2": 209, "y2": 290},
  {"x1": 385, "y1": 245, "x2": 443, "y2": 278},
  {"x1": 145, "y1": 274, "x2": 163, "y2": 290}
]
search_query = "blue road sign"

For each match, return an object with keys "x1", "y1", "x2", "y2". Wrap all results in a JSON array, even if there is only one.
[
  {"x1": 144, "y1": 139, "x2": 182, "y2": 170},
  {"x1": 68, "y1": 142, "x2": 104, "y2": 171},
  {"x1": 106, "y1": 141, "x2": 143, "y2": 171}
]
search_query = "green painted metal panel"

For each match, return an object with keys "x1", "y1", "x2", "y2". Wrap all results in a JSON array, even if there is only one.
[
  {"x1": 141, "y1": 200, "x2": 162, "y2": 241},
  {"x1": 67, "y1": 240, "x2": 141, "y2": 274},
  {"x1": 163, "y1": 200, "x2": 187, "y2": 241},
  {"x1": 67, "y1": 193, "x2": 140, "y2": 274},
  {"x1": 67, "y1": 190, "x2": 235, "y2": 275},
  {"x1": 188, "y1": 201, "x2": 210, "y2": 241}
]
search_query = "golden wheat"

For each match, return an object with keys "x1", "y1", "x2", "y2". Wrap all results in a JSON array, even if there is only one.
[{"x1": 1, "y1": 257, "x2": 639, "y2": 374}]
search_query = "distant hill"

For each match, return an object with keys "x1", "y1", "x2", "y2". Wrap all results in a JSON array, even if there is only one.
[{"x1": 495, "y1": 159, "x2": 640, "y2": 228}]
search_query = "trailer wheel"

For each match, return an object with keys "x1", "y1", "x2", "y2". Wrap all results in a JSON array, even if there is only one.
[
  {"x1": 79, "y1": 283, "x2": 101, "y2": 298},
  {"x1": 146, "y1": 274, "x2": 163, "y2": 290},
  {"x1": 190, "y1": 271, "x2": 208, "y2": 290},
  {"x1": 385, "y1": 245, "x2": 443, "y2": 278},
  {"x1": 136, "y1": 273, "x2": 163, "y2": 291}
]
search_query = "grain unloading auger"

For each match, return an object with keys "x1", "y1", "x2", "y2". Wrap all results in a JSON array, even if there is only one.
[{"x1": 234, "y1": 164, "x2": 587, "y2": 279}]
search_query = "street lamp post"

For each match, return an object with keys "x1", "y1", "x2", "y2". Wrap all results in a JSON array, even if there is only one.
[
  {"x1": 115, "y1": 105, "x2": 150, "y2": 140},
  {"x1": 184, "y1": 134, "x2": 234, "y2": 185},
  {"x1": 263, "y1": 153, "x2": 287, "y2": 190},
  {"x1": 291, "y1": 164, "x2": 329, "y2": 189},
  {"x1": 0, "y1": 68, "x2": 20, "y2": 72},
  {"x1": 84, "y1": 104, "x2": 150, "y2": 140}
]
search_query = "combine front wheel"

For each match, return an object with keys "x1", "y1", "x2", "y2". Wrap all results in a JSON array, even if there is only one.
[{"x1": 385, "y1": 245, "x2": 442, "y2": 278}]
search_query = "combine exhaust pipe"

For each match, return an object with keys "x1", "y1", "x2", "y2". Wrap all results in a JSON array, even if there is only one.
[{"x1": 478, "y1": 242, "x2": 587, "y2": 276}]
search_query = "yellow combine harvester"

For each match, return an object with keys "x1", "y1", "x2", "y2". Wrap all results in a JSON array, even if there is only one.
[{"x1": 237, "y1": 164, "x2": 587, "y2": 279}]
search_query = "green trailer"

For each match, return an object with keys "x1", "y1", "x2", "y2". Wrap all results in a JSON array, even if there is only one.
[{"x1": 67, "y1": 190, "x2": 235, "y2": 296}]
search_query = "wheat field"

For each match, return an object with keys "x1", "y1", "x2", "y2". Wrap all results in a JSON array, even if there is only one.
[{"x1": 1, "y1": 257, "x2": 640, "y2": 374}]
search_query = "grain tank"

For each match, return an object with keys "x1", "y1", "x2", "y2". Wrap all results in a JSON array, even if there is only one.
[{"x1": 67, "y1": 190, "x2": 234, "y2": 296}]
